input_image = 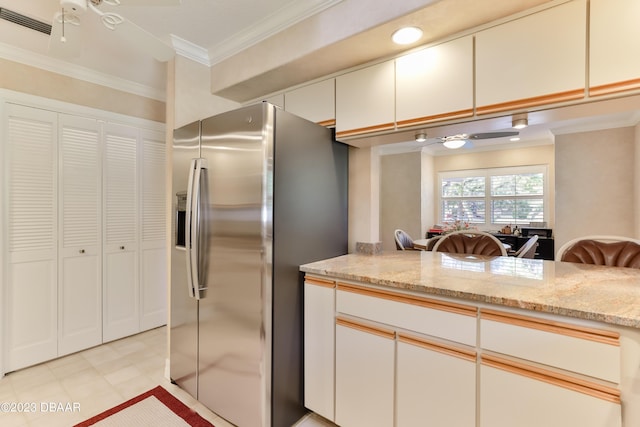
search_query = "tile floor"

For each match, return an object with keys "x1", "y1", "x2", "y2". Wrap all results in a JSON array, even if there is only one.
[{"x1": 0, "y1": 327, "x2": 332, "y2": 427}]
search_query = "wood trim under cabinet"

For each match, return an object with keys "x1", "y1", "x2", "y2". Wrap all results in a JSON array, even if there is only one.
[
  {"x1": 480, "y1": 308, "x2": 620, "y2": 346},
  {"x1": 317, "y1": 119, "x2": 336, "y2": 127},
  {"x1": 589, "y1": 78, "x2": 640, "y2": 97},
  {"x1": 396, "y1": 109, "x2": 474, "y2": 128},
  {"x1": 398, "y1": 333, "x2": 476, "y2": 363},
  {"x1": 337, "y1": 282, "x2": 477, "y2": 317},
  {"x1": 305, "y1": 275, "x2": 336, "y2": 288},
  {"x1": 481, "y1": 354, "x2": 621, "y2": 404},
  {"x1": 336, "y1": 316, "x2": 395, "y2": 340},
  {"x1": 476, "y1": 89, "x2": 584, "y2": 115},
  {"x1": 335, "y1": 122, "x2": 395, "y2": 139}
]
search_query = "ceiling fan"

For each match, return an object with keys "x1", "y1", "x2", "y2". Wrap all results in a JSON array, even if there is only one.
[
  {"x1": 416, "y1": 131, "x2": 520, "y2": 150},
  {"x1": 49, "y1": 0, "x2": 180, "y2": 61}
]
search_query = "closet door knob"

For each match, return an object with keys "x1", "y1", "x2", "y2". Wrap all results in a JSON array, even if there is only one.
[
  {"x1": 79, "y1": 249, "x2": 85, "y2": 254},
  {"x1": 120, "y1": 246, "x2": 125, "y2": 250}
]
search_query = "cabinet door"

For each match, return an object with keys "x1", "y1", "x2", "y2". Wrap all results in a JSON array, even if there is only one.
[
  {"x1": 4, "y1": 104, "x2": 58, "y2": 371},
  {"x1": 335, "y1": 317, "x2": 394, "y2": 427},
  {"x1": 590, "y1": 0, "x2": 640, "y2": 96},
  {"x1": 285, "y1": 79, "x2": 336, "y2": 126},
  {"x1": 58, "y1": 114, "x2": 102, "y2": 355},
  {"x1": 481, "y1": 356, "x2": 621, "y2": 427},
  {"x1": 335, "y1": 60, "x2": 395, "y2": 139},
  {"x1": 396, "y1": 36, "x2": 474, "y2": 128},
  {"x1": 304, "y1": 277, "x2": 335, "y2": 421},
  {"x1": 103, "y1": 123, "x2": 139, "y2": 342},
  {"x1": 397, "y1": 335, "x2": 476, "y2": 427},
  {"x1": 139, "y1": 130, "x2": 167, "y2": 331},
  {"x1": 475, "y1": 0, "x2": 586, "y2": 114}
]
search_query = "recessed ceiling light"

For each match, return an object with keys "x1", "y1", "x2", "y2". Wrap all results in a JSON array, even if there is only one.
[
  {"x1": 510, "y1": 137, "x2": 521, "y2": 142},
  {"x1": 392, "y1": 27, "x2": 423, "y2": 45}
]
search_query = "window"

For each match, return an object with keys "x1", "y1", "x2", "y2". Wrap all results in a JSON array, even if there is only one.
[{"x1": 439, "y1": 166, "x2": 547, "y2": 226}]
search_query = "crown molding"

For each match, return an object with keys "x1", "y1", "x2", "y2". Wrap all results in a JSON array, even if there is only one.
[
  {"x1": 206, "y1": 0, "x2": 343, "y2": 66},
  {"x1": 0, "y1": 41, "x2": 166, "y2": 101},
  {"x1": 170, "y1": 34, "x2": 210, "y2": 66}
]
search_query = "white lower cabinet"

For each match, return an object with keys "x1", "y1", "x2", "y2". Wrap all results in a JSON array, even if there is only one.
[
  {"x1": 480, "y1": 356, "x2": 621, "y2": 427},
  {"x1": 397, "y1": 334, "x2": 476, "y2": 427},
  {"x1": 335, "y1": 317, "x2": 395, "y2": 427},
  {"x1": 304, "y1": 277, "x2": 336, "y2": 421},
  {"x1": 304, "y1": 275, "x2": 629, "y2": 426}
]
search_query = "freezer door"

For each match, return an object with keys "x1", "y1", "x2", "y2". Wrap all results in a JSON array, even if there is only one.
[
  {"x1": 170, "y1": 121, "x2": 200, "y2": 400},
  {"x1": 198, "y1": 103, "x2": 271, "y2": 427}
]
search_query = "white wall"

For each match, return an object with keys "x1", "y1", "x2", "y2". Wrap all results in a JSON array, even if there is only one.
[{"x1": 555, "y1": 127, "x2": 636, "y2": 252}]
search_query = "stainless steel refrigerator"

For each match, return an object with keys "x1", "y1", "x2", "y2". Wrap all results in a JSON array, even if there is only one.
[{"x1": 170, "y1": 102, "x2": 348, "y2": 427}]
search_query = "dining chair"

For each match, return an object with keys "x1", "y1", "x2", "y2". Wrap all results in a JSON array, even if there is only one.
[
  {"x1": 514, "y1": 235, "x2": 539, "y2": 259},
  {"x1": 557, "y1": 235, "x2": 640, "y2": 268},
  {"x1": 394, "y1": 229, "x2": 416, "y2": 250},
  {"x1": 432, "y1": 230, "x2": 507, "y2": 256}
]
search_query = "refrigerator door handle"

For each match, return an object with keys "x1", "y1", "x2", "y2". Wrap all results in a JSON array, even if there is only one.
[{"x1": 185, "y1": 158, "x2": 207, "y2": 299}]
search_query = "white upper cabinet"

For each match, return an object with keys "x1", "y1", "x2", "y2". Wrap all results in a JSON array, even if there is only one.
[
  {"x1": 285, "y1": 79, "x2": 335, "y2": 126},
  {"x1": 396, "y1": 36, "x2": 474, "y2": 128},
  {"x1": 475, "y1": 0, "x2": 586, "y2": 114},
  {"x1": 58, "y1": 114, "x2": 102, "y2": 356},
  {"x1": 590, "y1": 0, "x2": 640, "y2": 96},
  {"x1": 335, "y1": 60, "x2": 395, "y2": 139}
]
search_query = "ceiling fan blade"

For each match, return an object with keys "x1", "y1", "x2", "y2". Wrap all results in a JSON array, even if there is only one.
[
  {"x1": 110, "y1": 18, "x2": 175, "y2": 61},
  {"x1": 468, "y1": 131, "x2": 519, "y2": 140},
  {"x1": 48, "y1": 12, "x2": 82, "y2": 59}
]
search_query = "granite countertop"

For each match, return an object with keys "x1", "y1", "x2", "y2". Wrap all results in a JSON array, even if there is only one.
[{"x1": 300, "y1": 251, "x2": 640, "y2": 329}]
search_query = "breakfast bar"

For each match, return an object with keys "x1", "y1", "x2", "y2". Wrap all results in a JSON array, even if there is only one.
[{"x1": 300, "y1": 251, "x2": 640, "y2": 427}]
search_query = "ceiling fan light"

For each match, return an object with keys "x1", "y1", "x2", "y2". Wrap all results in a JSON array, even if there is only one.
[
  {"x1": 512, "y1": 116, "x2": 528, "y2": 129},
  {"x1": 392, "y1": 27, "x2": 423, "y2": 45},
  {"x1": 442, "y1": 139, "x2": 466, "y2": 149}
]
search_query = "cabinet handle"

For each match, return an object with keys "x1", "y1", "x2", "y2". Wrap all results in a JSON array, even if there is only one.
[
  {"x1": 79, "y1": 249, "x2": 85, "y2": 254},
  {"x1": 120, "y1": 246, "x2": 125, "y2": 250}
]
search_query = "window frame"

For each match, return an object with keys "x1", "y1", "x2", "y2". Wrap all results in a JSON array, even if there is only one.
[{"x1": 437, "y1": 165, "x2": 548, "y2": 228}]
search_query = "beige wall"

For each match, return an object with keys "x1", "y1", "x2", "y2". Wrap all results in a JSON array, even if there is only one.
[
  {"x1": 555, "y1": 127, "x2": 636, "y2": 252},
  {"x1": 173, "y1": 56, "x2": 240, "y2": 128},
  {"x1": 0, "y1": 58, "x2": 165, "y2": 122},
  {"x1": 349, "y1": 146, "x2": 380, "y2": 252},
  {"x1": 380, "y1": 152, "x2": 422, "y2": 251}
]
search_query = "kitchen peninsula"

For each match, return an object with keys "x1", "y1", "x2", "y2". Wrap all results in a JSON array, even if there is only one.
[{"x1": 300, "y1": 252, "x2": 640, "y2": 427}]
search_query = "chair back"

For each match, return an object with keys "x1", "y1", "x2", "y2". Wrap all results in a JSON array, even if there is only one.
[
  {"x1": 432, "y1": 231, "x2": 507, "y2": 256},
  {"x1": 515, "y1": 235, "x2": 539, "y2": 259},
  {"x1": 394, "y1": 229, "x2": 415, "y2": 250},
  {"x1": 558, "y1": 235, "x2": 640, "y2": 268}
]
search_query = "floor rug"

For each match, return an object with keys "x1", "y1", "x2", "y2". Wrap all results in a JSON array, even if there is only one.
[{"x1": 74, "y1": 385, "x2": 215, "y2": 427}]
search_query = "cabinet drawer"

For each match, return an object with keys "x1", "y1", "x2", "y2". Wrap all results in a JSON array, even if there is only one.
[
  {"x1": 336, "y1": 283, "x2": 477, "y2": 346},
  {"x1": 481, "y1": 354, "x2": 621, "y2": 427},
  {"x1": 480, "y1": 309, "x2": 620, "y2": 383}
]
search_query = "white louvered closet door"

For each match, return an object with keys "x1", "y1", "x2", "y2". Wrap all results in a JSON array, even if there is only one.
[
  {"x1": 58, "y1": 114, "x2": 102, "y2": 356},
  {"x1": 4, "y1": 104, "x2": 58, "y2": 371},
  {"x1": 140, "y1": 130, "x2": 167, "y2": 330},
  {"x1": 103, "y1": 123, "x2": 139, "y2": 342}
]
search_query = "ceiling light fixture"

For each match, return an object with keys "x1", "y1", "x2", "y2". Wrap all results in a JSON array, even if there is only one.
[
  {"x1": 392, "y1": 26, "x2": 423, "y2": 45},
  {"x1": 512, "y1": 114, "x2": 528, "y2": 129},
  {"x1": 442, "y1": 139, "x2": 466, "y2": 149},
  {"x1": 415, "y1": 131, "x2": 427, "y2": 142}
]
